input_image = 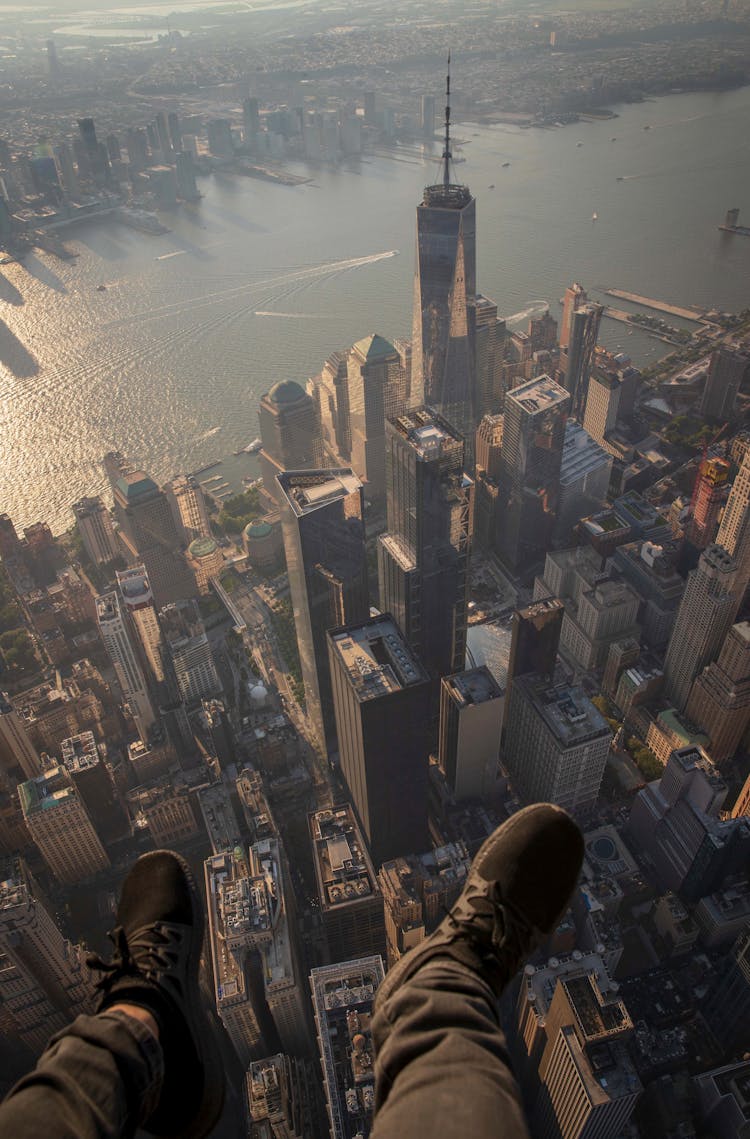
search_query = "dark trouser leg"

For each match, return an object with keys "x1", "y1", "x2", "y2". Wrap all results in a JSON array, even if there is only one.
[
  {"x1": 0, "y1": 1010, "x2": 163, "y2": 1139},
  {"x1": 371, "y1": 960, "x2": 530, "y2": 1139}
]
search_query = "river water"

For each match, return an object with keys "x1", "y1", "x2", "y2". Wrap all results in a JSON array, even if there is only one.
[{"x1": 1, "y1": 84, "x2": 749, "y2": 532}]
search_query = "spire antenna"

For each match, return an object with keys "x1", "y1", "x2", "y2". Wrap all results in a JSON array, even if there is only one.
[{"x1": 442, "y1": 51, "x2": 451, "y2": 189}]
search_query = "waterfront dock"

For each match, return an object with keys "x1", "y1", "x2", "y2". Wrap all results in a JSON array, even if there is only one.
[{"x1": 605, "y1": 288, "x2": 704, "y2": 322}]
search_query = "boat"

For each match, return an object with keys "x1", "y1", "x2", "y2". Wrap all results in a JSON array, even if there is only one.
[
  {"x1": 611, "y1": 137, "x2": 617, "y2": 142},
  {"x1": 643, "y1": 125, "x2": 651, "y2": 131},
  {"x1": 592, "y1": 212, "x2": 598, "y2": 222},
  {"x1": 576, "y1": 141, "x2": 583, "y2": 147},
  {"x1": 96, "y1": 284, "x2": 107, "y2": 292},
  {"x1": 616, "y1": 176, "x2": 624, "y2": 181},
  {"x1": 502, "y1": 161, "x2": 510, "y2": 168},
  {"x1": 488, "y1": 184, "x2": 495, "y2": 190},
  {"x1": 243, "y1": 438, "x2": 262, "y2": 454}
]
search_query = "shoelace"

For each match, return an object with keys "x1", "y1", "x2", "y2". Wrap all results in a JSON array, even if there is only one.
[
  {"x1": 87, "y1": 924, "x2": 182, "y2": 994},
  {"x1": 444, "y1": 886, "x2": 536, "y2": 969}
]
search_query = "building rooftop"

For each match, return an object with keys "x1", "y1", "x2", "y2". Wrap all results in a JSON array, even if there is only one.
[
  {"x1": 310, "y1": 805, "x2": 379, "y2": 913},
  {"x1": 198, "y1": 783, "x2": 243, "y2": 855},
  {"x1": 0, "y1": 857, "x2": 31, "y2": 913},
  {"x1": 515, "y1": 675, "x2": 610, "y2": 748},
  {"x1": 18, "y1": 768, "x2": 76, "y2": 815},
  {"x1": 114, "y1": 471, "x2": 159, "y2": 501},
  {"x1": 391, "y1": 407, "x2": 463, "y2": 459},
  {"x1": 276, "y1": 469, "x2": 362, "y2": 517},
  {"x1": 563, "y1": 973, "x2": 633, "y2": 1043},
  {"x1": 95, "y1": 591, "x2": 122, "y2": 624},
  {"x1": 352, "y1": 333, "x2": 396, "y2": 363},
  {"x1": 310, "y1": 956, "x2": 385, "y2": 1139},
  {"x1": 204, "y1": 850, "x2": 250, "y2": 1008},
  {"x1": 188, "y1": 537, "x2": 218, "y2": 559},
  {"x1": 266, "y1": 379, "x2": 306, "y2": 406},
  {"x1": 116, "y1": 566, "x2": 154, "y2": 606},
  {"x1": 328, "y1": 615, "x2": 428, "y2": 701},
  {"x1": 560, "y1": 422, "x2": 612, "y2": 486},
  {"x1": 60, "y1": 731, "x2": 100, "y2": 773},
  {"x1": 506, "y1": 374, "x2": 569, "y2": 415},
  {"x1": 443, "y1": 666, "x2": 502, "y2": 707}
]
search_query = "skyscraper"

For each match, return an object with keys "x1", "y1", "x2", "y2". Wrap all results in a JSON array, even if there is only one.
[
  {"x1": 514, "y1": 954, "x2": 642, "y2": 1139},
  {"x1": 165, "y1": 474, "x2": 212, "y2": 543},
  {"x1": 160, "y1": 601, "x2": 222, "y2": 705},
  {"x1": 506, "y1": 597, "x2": 564, "y2": 695},
  {"x1": 96, "y1": 590, "x2": 156, "y2": 741},
  {"x1": 704, "y1": 929, "x2": 750, "y2": 1054},
  {"x1": 716, "y1": 450, "x2": 750, "y2": 594},
  {"x1": 108, "y1": 464, "x2": 194, "y2": 607},
  {"x1": 565, "y1": 302, "x2": 603, "y2": 421},
  {"x1": 72, "y1": 495, "x2": 118, "y2": 565},
  {"x1": 258, "y1": 380, "x2": 324, "y2": 501},
  {"x1": 663, "y1": 544, "x2": 740, "y2": 712},
  {"x1": 503, "y1": 675, "x2": 610, "y2": 813},
  {"x1": 328, "y1": 615, "x2": 432, "y2": 865},
  {"x1": 412, "y1": 68, "x2": 476, "y2": 445},
  {"x1": 0, "y1": 856, "x2": 95, "y2": 1053},
  {"x1": 310, "y1": 957, "x2": 385, "y2": 1139},
  {"x1": 243, "y1": 97, "x2": 261, "y2": 141},
  {"x1": 277, "y1": 469, "x2": 369, "y2": 753},
  {"x1": 59, "y1": 731, "x2": 128, "y2": 845},
  {"x1": 378, "y1": 408, "x2": 471, "y2": 679},
  {"x1": 19, "y1": 767, "x2": 110, "y2": 883},
  {"x1": 438, "y1": 667, "x2": 504, "y2": 800},
  {"x1": 699, "y1": 345, "x2": 750, "y2": 422},
  {"x1": 116, "y1": 566, "x2": 165, "y2": 687},
  {"x1": 347, "y1": 334, "x2": 411, "y2": 501},
  {"x1": 553, "y1": 422, "x2": 612, "y2": 546},
  {"x1": 687, "y1": 456, "x2": 730, "y2": 550},
  {"x1": 685, "y1": 621, "x2": 750, "y2": 765},
  {"x1": 496, "y1": 376, "x2": 570, "y2": 575},
  {"x1": 559, "y1": 281, "x2": 587, "y2": 352},
  {"x1": 0, "y1": 694, "x2": 41, "y2": 783}
]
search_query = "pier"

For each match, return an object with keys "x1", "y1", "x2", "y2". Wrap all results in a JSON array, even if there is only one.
[{"x1": 605, "y1": 289, "x2": 704, "y2": 322}]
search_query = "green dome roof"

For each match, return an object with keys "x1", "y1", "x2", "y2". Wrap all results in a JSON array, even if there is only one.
[
  {"x1": 267, "y1": 379, "x2": 306, "y2": 405},
  {"x1": 245, "y1": 521, "x2": 272, "y2": 538},
  {"x1": 188, "y1": 537, "x2": 218, "y2": 558},
  {"x1": 353, "y1": 333, "x2": 396, "y2": 363}
]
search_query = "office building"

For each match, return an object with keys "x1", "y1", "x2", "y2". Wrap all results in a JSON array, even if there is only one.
[
  {"x1": 686, "y1": 621, "x2": 750, "y2": 765},
  {"x1": 496, "y1": 376, "x2": 570, "y2": 575},
  {"x1": 565, "y1": 302, "x2": 603, "y2": 422},
  {"x1": 704, "y1": 929, "x2": 750, "y2": 1055},
  {"x1": 310, "y1": 956, "x2": 385, "y2": 1139},
  {"x1": 328, "y1": 616, "x2": 431, "y2": 864},
  {"x1": 309, "y1": 805, "x2": 386, "y2": 963},
  {"x1": 96, "y1": 590, "x2": 156, "y2": 741},
  {"x1": 108, "y1": 464, "x2": 193, "y2": 606},
  {"x1": 411, "y1": 91, "x2": 477, "y2": 443},
  {"x1": 700, "y1": 345, "x2": 750, "y2": 422},
  {"x1": 310, "y1": 350, "x2": 352, "y2": 463},
  {"x1": 127, "y1": 776, "x2": 200, "y2": 847},
  {"x1": 507, "y1": 598, "x2": 564, "y2": 696},
  {"x1": 553, "y1": 422, "x2": 612, "y2": 546},
  {"x1": 166, "y1": 474, "x2": 212, "y2": 543},
  {"x1": 243, "y1": 96, "x2": 261, "y2": 141},
  {"x1": 473, "y1": 413, "x2": 503, "y2": 551},
  {"x1": 116, "y1": 565, "x2": 165, "y2": 687},
  {"x1": 687, "y1": 457, "x2": 730, "y2": 549},
  {"x1": 72, "y1": 495, "x2": 118, "y2": 564},
  {"x1": 277, "y1": 470, "x2": 369, "y2": 753},
  {"x1": 420, "y1": 94, "x2": 435, "y2": 136},
  {"x1": 663, "y1": 544, "x2": 740, "y2": 712},
  {"x1": 559, "y1": 282, "x2": 587, "y2": 352},
  {"x1": 439, "y1": 667, "x2": 504, "y2": 799},
  {"x1": 186, "y1": 537, "x2": 224, "y2": 595},
  {"x1": 628, "y1": 746, "x2": 750, "y2": 901},
  {"x1": 514, "y1": 953, "x2": 641, "y2": 1139},
  {"x1": 503, "y1": 675, "x2": 611, "y2": 814},
  {"x1": 19, "y1": 767, "x2": 110, "y2": 883},
  {"x1": 246, "y1": 1053, "x2": 316, "y2": 1139},
  {"x1": 611, "y1": 541, "x2": 686, "y2": 650},
  {"x1": 160, "y1": 601, "x2": 222, "y2": 704},
  {"x1": 204, "y1": 849, "x2": 267, "y2": 1066},
  {"x1": 0, "y1": 694, "x2": 41, "y2": 783},
  {"x1": 0, "y1": 856, "x2": 95, "y2": 1053},
  {"x1": 378, "y1": 408, "x2": 471, "y2": 679},
  {"x1": 154, "y1": 110, "x2": 172, "y2": 159},
  {"x1": 60, "y1": 731, "x2": 128, "y2": 844},
  {"x1": 379, "y1": 842, "x2": 470, "y2": 965},
  {"x1": 695, "y1": 1059, "x2": 750, "y2": 1138},
  {"x1": 716, "y1": 451, "x2": 750, "y2": 595},
  {"x1": 347, "y1": 334, "x2": 411, "y2": 501},
  {"x1": 258, "y1": 380, "x2": 324, "y2": 501},
  {"x1": 582, "y1": 368, "x2": 621, "y2": 450}
]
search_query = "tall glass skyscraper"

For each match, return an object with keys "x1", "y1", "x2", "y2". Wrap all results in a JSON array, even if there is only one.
[
  {"x1": 377, "y1": 408, "x2": 471, "y2": 680},
  {"x1": 277, "y1": 469, "x2": 369, "y2": 755},
  {"x1": 411, "y1": 70, "x2": 477, "y2": 457}
]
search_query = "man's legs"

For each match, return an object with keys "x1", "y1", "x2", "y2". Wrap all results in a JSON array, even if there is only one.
[
  {"x1": 0, "y1": 1008, "x2": 163, "y2": 1139},
  {"x1": 371, "y1": 804, "x2": 584, "y2": 1138}
]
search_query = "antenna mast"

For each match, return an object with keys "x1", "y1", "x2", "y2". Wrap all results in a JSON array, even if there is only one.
[{"x1": 442, "y1": 52, "x2": 451, "y2": 188}]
